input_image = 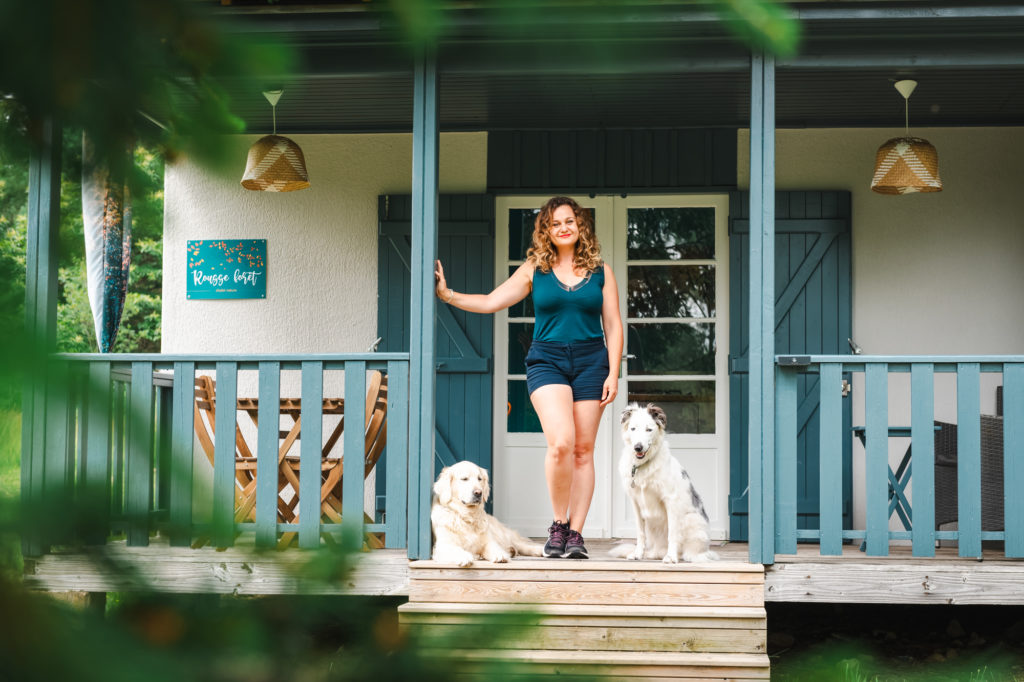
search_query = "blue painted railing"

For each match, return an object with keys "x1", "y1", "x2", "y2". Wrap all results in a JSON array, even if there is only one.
[
  {"x1": 767, "y1": 355, "x2": 1024, "y2": 563},
  {"x1": 23, "y1": 353, "x2": 412, "y2": 555}
]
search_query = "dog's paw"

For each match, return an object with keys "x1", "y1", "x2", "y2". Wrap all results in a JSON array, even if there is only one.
[
  {"x1": 626, "y1": 549, "x2": 643, "y2": 561},
  {"x1": 662, "y1": 553, "x2": 679, "y2": 564},
  {"x1": 486, "y1": 552, "x2": 511, "y2": 563}
]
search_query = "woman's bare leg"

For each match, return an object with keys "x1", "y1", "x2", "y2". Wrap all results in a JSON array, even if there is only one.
[
  {"x1": 529, "y1": 384, "x2": 576, "y2": 522},
  {"x1": 567, "y1": 399, "x2": 604, "y2": 532}
]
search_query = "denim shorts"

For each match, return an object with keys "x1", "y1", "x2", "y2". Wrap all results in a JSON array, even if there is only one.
[{"x1": 525, "y1": 338, "x2": 610, "y2": 401}]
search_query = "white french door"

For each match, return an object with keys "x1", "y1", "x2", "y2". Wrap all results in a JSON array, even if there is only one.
[{"x1": 492, "y1": 195, "x2": 730, "y2": 540}]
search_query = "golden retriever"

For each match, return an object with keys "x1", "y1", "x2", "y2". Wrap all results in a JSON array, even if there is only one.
[{"x1": 431, "y1": 460, "x2": 543, "y2": 566}]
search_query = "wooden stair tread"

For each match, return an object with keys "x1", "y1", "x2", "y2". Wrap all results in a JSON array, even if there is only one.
[
  {"x1": 399, "y1": 601, "x2": 766, "y2": 619},
  {"x1": 410, "y1": 559, "x2": 763, "y2": 573},
  {"x1": 411, "y1": 566, "x2": 764, "y2": 584},
  {"x1": 445, "y1": 649, "x2": 770, "y2": 666}
]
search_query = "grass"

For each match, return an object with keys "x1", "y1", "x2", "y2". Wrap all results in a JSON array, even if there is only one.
[
  {"x1": 0, "y1": 408, "x2": 21, "y2": 579},
  {"x1": 0, "y1": 408, "x2": 19, "y2": 498}
]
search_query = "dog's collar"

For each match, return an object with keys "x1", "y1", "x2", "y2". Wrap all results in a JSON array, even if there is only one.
[{"x1": 630, "y1": 455, "x2": 652, "y2": 486}]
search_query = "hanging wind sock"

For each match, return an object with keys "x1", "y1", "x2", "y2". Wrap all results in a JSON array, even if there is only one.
[{"x1": 82, "y1": 135, "x2": 132, "y2": 353}]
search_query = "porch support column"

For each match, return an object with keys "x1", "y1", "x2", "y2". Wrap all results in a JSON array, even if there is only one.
[
  {"x1": 408, "y1": 49, "x2": 440, "y2": 559},
  {"x1": 21, "y1": 119, "x2": 63, "y2": 557},
  {"x1": 748, "y1": 52, "x2": 776, "y2": 565}
]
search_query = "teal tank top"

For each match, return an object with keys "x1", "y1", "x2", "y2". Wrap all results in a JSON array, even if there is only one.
[{"x1": 531, "y1": 266, "x2": 605, "y2": 342}]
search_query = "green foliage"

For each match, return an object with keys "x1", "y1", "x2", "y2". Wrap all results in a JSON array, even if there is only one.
[{"x1": 0, "y1": 0, "x2": 295, "y2": 177}]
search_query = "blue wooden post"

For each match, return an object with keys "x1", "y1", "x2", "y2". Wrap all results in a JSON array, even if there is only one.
[
  {"x1": 21, "y1": 119, "x2": 62, "y2": 557},
  {"x1": 864, "y1": 364, "x2": 889, "y2": 556},
  {"x1": 84, "y1": 362, "x2": 112, "y2": 545},
  {"x1": 818, "y1": 362, "x2": 844, "y2": 555},
  {"x1": 774, "y1": 365, "x2": 797, "y2": 555},
  {"x1": 385, "y1": 360, "x2": 409, "y2": 548},
  {"x1": 169, "y1": 362, "x2": 195, "y2": 547},
  {"x1": 911, "y1": 364, "x2": 936, "y2": 556},
  {"x1": 127, "y1": 362, "x2": 154, "y2": 546},
  {"x1": 1005, "y1": 363, "x2": 1024, "y2": 557},
  {"x1": 748, "y1": 52, "x2": 776, "y2": 565},
  {"x1": 342, "y1": 362, "x2": 368, "y2": 550},
  {"x1": 956, "y1": 363, "x2": 982, "y2": 558},
  {"x1": 213, "y1": 362, "x2": 239, "y2": 548},
  {"x1": 408, "y1": 49, "x2": 440, "y2": 560},
  {"x1": 255, "y1": 362, "x2": 281, "y2": 548},
  {"x1": 299, "y1": 361, "x2": 324, "y2": 549}
]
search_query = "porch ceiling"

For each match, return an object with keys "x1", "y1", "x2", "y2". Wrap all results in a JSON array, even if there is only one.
[{"x1": 209, "y1": 2, "x2": 1024, "y2": 134}]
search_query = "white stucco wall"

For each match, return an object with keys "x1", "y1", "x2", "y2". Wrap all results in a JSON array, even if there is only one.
[
  {"x1": 162, "y1": 132, "x2": 487, "y2": 354},
  {"x1": 739, "y1": 127, "x2": 1024, "y2": 530},
  {"x1": 163, "y1": 133, "x2": 487, "y2": 520}
]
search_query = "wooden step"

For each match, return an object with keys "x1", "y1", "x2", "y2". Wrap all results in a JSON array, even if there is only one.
[
  {"x1": 400, "y1": 602, "x2": 767, "y2": 653},
  {"x1": 404, "y1": 558, "x2": 768, "y2": 679},
  {"x1": 436, "y1": 649, "x2": 771, "y2": 679}
]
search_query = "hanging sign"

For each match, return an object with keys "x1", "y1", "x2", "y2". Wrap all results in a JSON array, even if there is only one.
[{"x1": 187, "y1": 239, "x2": 267, "y2": 300}]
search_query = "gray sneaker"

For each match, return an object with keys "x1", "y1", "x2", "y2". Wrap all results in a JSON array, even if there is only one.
[
  {"x1": 562, "y1": 529, "x2": 589, "y2": 559},
  {"x1": 543, "y1": 520, "x2": 569, "y2": 558}
]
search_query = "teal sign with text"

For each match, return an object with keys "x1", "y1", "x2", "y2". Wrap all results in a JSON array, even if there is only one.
[{"x1": 187, "y1": 239, "x2": 266, "y2": 300}]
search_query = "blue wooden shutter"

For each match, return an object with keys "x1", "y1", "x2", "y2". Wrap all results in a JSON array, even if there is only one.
[
  {"x1": 728, "y1": 191, "x2": 853, "y2": 540},
  {"x1": 377, "y1": 194, "x2": 495, "y2": 511}
]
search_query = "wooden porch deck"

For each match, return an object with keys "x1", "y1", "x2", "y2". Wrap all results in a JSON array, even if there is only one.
[{"x1": 23, "y1": 539, "x2": 1024, "y2": 606}]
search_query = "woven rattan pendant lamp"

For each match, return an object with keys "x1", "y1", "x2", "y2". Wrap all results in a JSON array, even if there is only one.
[
  {"x1": 241, "y1": 90, "x2": 310, "y2": 192},
  {"x1": 871, "y1": 80, "x2": 942, "y2": 194}
]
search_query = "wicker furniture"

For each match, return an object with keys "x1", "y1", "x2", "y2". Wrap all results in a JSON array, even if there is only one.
[{"x1": 934, "y1": 416, "x2": 1005, "y2": 531}]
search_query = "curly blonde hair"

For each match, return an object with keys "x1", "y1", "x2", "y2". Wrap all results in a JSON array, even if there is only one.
[{"x1": 526, "y1": 196, "x2": 603, "y2": 274}]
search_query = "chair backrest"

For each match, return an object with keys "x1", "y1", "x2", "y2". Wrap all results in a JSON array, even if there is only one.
[
  {"x1": 193, "y1": 375, "x2": 254, "y2": 466},
  {"x1": 363, "y1": 371, "x2": 388, "y2": 476}
]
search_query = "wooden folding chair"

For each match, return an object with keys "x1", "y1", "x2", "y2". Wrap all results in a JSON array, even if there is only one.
[
  {"x1": 191, "y1": 375, "x2": 265, "y2": 547},
  {"x1": 278, "y1": 371, "x2": 389, "y2": 549}
]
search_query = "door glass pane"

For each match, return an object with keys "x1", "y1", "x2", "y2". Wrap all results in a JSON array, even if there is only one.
[
  {"x1": 509, "y1": 209, "x2": 539, "y2": 261},
  {"x1": 627, "y1": 323, "x2": 715, "y2": 375},
  {"x1": 508, "y1": 380, "x2": 542, "y2": 432},
  {"x1": 627, "y1": 207, "x2": 714, "y2": 260},
  {"x1": 508, "y1": 266, "x2": 535, "y2": 318},
  {"x1": 628, "y1": 265, "x2": 715, "y2": 318},
  {"x1": 508, "y1": 322, "x2": 535, "y2": 373},
  {"x1": 627, "y1": 380, "x2": 715, "y2": 433}
]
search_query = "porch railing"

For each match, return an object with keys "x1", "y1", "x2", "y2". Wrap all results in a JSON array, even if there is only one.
[
  {"x1": 766, "y1": 355, "x2": 1024, "y2": 563},
  {"x1": 22, "y1": 353, "x2": 411, "y2": 555}
]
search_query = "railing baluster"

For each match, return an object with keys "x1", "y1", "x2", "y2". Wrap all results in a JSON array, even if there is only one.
[
  {"x1": 256, "y1": 362, "x2": 281, "y2": 548},
  {"x1": 385, "y1": 360, "x2": 409, "y2": 549},
  {"x1": 819, "y1": 363, "x2": 843, "y2": 555},
  {"x1": 911, "y1": 363, "x2": 936, "y2": 556},
  {"x1": 72, "y1": 365, "x2": 86, "y2": 493},
  {"x1": 1005, "y1": 363, "x2": 1024, "y2": 557},
  {"x1": 156, "y1": 380, "x2": 173, "y2": 517},
  {"x1": 864, "y1": 364, "x2": 889, "y2": 556},
  {"x1": 774, "y1": 366, "x2": 797, "y2": 555},
  {"x1": 111, "y1": 379, "x2": 126, "y2": 529},
  {"x1": 957, "y1": 362, "x2": 982, "y2": 558},
  {"x1": 343, "y1": 362, "x2": 368, "y2": 550},
  {"x1": 212, "y1": 362, "x2": 238, "y2": 548},
  {"x1": 169, "y1": 362, "x2": 195, "y2": 547},
  {"x1": 299, "y1": 361, "x2": 323, "y2": 549},
  {"x1": 127, "y1": 362, "x2": 154, "y2": 547},
  {"x1": 84, "y1": 362, "x2": 112, "y2": 545},
  {"x1": 43, "y1": 360, "x2": 70, "y2": 551}
]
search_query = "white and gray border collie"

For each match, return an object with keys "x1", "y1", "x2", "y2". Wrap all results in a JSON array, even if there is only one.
[{"x1": 611, "y1": 403, "x2": 718, "y2": 563}]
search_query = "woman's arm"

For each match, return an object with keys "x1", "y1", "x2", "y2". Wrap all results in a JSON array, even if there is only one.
[
  {"x1": 600, "y1": 262, "x2": 624, "y2": 408},
  {"x1": 435, "y1": 260, "x2": 533, "y2": 314}
]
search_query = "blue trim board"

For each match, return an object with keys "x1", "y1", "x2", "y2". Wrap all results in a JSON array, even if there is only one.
[
  {"x1": 747, "y1": 52, "x2": 776, "y2": 565},
  {"x1": 408, "y1": 49, "x2": 440, "y2": 560}
]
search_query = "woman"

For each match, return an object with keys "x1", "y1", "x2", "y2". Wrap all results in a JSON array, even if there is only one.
[{"x1": 435, "y1": 196, "x2": 623, "y2": 559}]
